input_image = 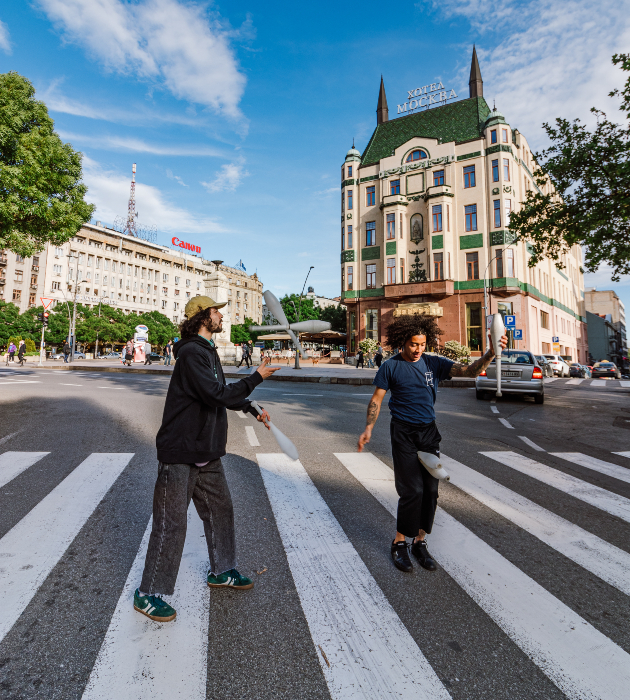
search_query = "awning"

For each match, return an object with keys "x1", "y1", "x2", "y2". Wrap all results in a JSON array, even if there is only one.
[
  {"x1": 256, "y1": 332, "x2": 292, "y2": 341},
  {"x1": 300, "y1": 331, "x2": 347, "y2": 341}
]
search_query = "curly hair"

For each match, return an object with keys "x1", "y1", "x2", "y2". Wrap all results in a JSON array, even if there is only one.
[
  {"x1": 179, "y1": 306, "x2": 213, "y2": 339},
  {"x1": 385, "y1": 314, "x2": 444, "y2": 351}
]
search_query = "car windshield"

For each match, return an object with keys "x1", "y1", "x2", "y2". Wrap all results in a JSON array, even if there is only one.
[
  {"x1": 570, "y1": 363, "x2": 580, "y2": 367},
  {"x1": 490, "y1": 351, "x2": 534, "y2": 365},
  {"x1": 595, "y1": 362, "x2": 615, "y2": 367},
  {"x1": 543, "y1": 355, "x2": 558, "y2": 360}
]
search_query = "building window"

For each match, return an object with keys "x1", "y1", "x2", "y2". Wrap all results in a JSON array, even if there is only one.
[
  {"x1": 503, "y1": 158, "x2": 510, "y2": 181},
  {"x1": 347, "y1": 266, "x2": 353, "y2": 290},
  {"x1": 366, "y1": 309, "x2": 378, "y2": 339},
  {"x1": 466, "y1": 302, "x2": 483, "y2": 351},
  {"x1": 400, "y1": 258, "x2": 405, "y2": 284},
  {"x1": 341, "y1": 267, "x2": 345, "y2": 292},
  {"x1": 366, "y1": 221, "x2": 376, "y2": 246},
  {"x1": 502, "y1": 128, "x2": 508, "y2": 143},
  {"x1": 466, "y1": 252, "x2": 479, "y2": 280},
  {"x1": 432, "y1": 205, "x2": 442, "y2": 232},
  {"x1": 348, "y1": 190, "x2": 353, "y2": 210},
  {"x1": 406, "y1": 149, "x2": 428, "y2": 162},
  {"x1": 348, "y1": 225, "x2": 353, "y2": 247},
  {"x1": 341, "y1": 227, "x2": 345, "y2": 250},
  {"x1": 542, "y1": 341, "x2": 551, "y2": 353},
  {"x1": 387, "y1": 258, "x2": 396, "y2": 284},
  {"x1": 464, "y1": 204, "x2": 478, "y2": 232},
  {"x1": 51, "y1": 281, "x2": 61, "y2": 290},
  {"x1": 386, "y1": 213, "x2": 395, "y2": 239},
  {"x1": 16, "y1": 254, "x2": 24, "y2": 263},
  {"x1": 493, "y1": 200, "x2": 501, "y2": 228},
  {"x1": 504, "y1": 198, "x2": 512, "y2": 225},
  {"x1": 175, "y1": 276, "x2": 180, "y2": 284},
  {"x1": 366, "y1": 186, "x2": 375, "y2": 206},
  {"x1": 463, "y1": 165, "x2": 476, "y2": 188},
  {"x1": 496, "y1": 249, "x2": 503, "y2": 278},
  {"x1": 540, "y1": 310, "x2": 549, "y2": 329},
  {"x1": 366, "y1": 264, "x2": 377, "y2": 288},
  {"x1": 505, "y1": 248, "x2": 515, "y2": 277},
  {"x1": 492, "y1": 159, "x2": 499, "y2": 182},
  {"x1": 29, "y1": 293, "x2": 36, "y2": 305},
  {"x1": 491, "y1": 130, "x2": 497, "y2": 144},
  {"x1": 163, "y1": 273, "x2": 169, "y2": 282},
  {"x1": 348, "y1": 165, "x2": 352, "y2": 177},
  {"x1": 433, "y1": 170, "x2": 445, "y2": 186},
  {"x1": 390, "y1": 179, "x2": 400, "y2": 195},
  {"x1": 14, "y1": 270, "x2": 23, "y2": 283},
  {"x1": 12, "y1": 289, "x2": 21, "y2": 301},
  {"x1": 434, "y1": 253, "x2": 444, "y2": 280}
]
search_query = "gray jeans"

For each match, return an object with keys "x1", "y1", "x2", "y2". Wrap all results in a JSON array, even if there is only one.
[{"x1": 140, "y1": 460, "x2": 236, "y2": 595}]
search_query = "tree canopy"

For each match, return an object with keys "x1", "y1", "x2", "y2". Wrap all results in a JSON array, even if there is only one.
[
  {"x1": 0, "y1": 72, "x2": 95, "y2": 258},
  {"x1": 508, "y1": 54, "x2": 630, "y2": 280}
]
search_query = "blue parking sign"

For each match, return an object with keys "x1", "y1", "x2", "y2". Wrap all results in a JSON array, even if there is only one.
[
  {"x1": 504, "y1": 315, "x2": 516, "y2": 328},
  {"x1": 513, "y1": 329, "x2": 523, "y2": 340}
]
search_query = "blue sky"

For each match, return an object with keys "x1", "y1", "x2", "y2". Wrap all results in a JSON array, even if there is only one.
[{"x1": 1, "y1": 0, "x2": 629, "y2": 311}]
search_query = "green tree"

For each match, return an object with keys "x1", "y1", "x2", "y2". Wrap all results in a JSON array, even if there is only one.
[
  {"x1": 279, "y1": 294, "x2": 319, "y2": 324},
  {"x1": 0, "y1": 72, "x2": 95, "y2": 258},
  {"x1": 320, "y1": 304, "x2": 347, "y2": 333},
  {"x1": 508, "y1": 54, "x2": 630, "y2": 280}
]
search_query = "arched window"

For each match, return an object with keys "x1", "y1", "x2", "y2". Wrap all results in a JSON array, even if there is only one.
[
  {"x1": 406, "y1": 149, "x2": 428, "y2": 163},
  {"x1": 410, "y1": 214, "x2": 424, "y2": 242}
]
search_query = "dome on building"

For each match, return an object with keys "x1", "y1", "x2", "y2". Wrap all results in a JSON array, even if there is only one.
[
  {"x1": 485, "y1": 107, "x2": 507, "y2": 126},
  {"x1": 345, "y1": 141, "x2": 361, "y2": 162}
]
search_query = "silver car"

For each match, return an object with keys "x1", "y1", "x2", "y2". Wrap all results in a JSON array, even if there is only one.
[{"x1": 476, "y1": 350, "x2": 545, "y2": 403}]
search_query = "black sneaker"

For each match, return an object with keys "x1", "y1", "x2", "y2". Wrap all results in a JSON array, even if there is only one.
[
  {"x1": 411, "y1": 539, "x2": 437, "y2": 571},
  {"x1": 391, "y1": 540, "x2": 413, "y2": 573}
]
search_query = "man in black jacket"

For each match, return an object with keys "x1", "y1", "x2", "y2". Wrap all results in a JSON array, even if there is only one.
[{"x1": 134, "y1": 296, "x2": 279, "y2": 622}]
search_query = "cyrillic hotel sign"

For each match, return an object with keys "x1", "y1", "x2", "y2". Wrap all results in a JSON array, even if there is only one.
[{"x1": 397, "y1": 82, "x2": 458, "y2": 114}]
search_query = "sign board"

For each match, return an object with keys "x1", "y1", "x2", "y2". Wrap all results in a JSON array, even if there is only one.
[
  {"x1": 398, "y1": 82, "x2": 458, "y2": 115},
  {"x1": 552, "y1": 336, "x2": 559, "y2": 342},
  {"x1": 486, "y1": 314, "x2": 494, "y2": 329},
  {"x1": 553, "y1": 342, "x2": 561, "y2": 353},
  {"x1": 504, "y1": 315, "x2": 516, "y2": 328},
  {"x1": 513, "y1": 329, "x2": 523, "y2": 340},
  {"x1": 40, "y1": 297, "x2": 54, "y2": 310},
  {"x1": 172, "y1": 236, "x2": 201, "y2": 254}
]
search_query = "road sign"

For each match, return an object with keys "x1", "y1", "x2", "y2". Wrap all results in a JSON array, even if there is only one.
[
  {"x1": 552, "y1": 336, "x2": 559, "y2": 342},
  {"x1": 486, "y1": 314, "x2": 494, "y2": 328},
  {"x1": 504, "y1": 315, "x2": 516, "y2": 328},
  {"x1": 40, "y1": 297, "x2": 54, "y2": 310},
  {"x1": 513, "y1": 329, "x2": 523, "y2": 340}
]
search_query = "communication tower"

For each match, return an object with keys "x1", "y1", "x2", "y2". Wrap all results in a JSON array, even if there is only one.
[{"x1": 113, "y1": 163, "x2": 157, "y2": 243}]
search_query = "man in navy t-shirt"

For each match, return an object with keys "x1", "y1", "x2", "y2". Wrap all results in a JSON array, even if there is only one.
[{"x1": 358, "y1": 315, "x2": 506, "y2": 573}]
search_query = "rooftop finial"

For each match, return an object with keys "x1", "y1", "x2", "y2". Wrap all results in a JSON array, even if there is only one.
[
  {"x1": 469, "y1": 45, "x2": 484, "y2": 99},
  {"x1": 376, "y1": 75, "x2": 389, "y2": 125},
  {"x1": 352, "y1": 137, "x2": 355, "y2": 149}
]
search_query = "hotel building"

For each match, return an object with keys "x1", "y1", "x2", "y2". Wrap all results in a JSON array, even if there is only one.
[{"x1": 340, "y1": 48, "x2": 587, "y2": 362}]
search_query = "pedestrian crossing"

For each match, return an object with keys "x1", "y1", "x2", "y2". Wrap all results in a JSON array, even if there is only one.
[
  {"x1": 544, "y1": 377, "x2": 630, "y2": 389},
  {"x1": 1, "y1": 444, "x2": 630, "y2": 699}
]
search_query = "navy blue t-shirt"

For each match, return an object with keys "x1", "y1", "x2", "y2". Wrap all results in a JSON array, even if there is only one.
[{"x1": 373, "y1": 353, "x2": 455, "y2": 424}]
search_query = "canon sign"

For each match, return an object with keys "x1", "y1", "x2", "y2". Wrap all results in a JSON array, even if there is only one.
[{"x1": 172, "y1": 237, "x2": 201, "y2": 254}]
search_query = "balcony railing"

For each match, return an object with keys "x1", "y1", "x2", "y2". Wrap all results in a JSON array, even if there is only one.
[
  {"x1": 0, "y1": 257, "x2": 7, "y2": 266},
  {"x1": 383, "y1": 279, "x2": 455, "y2": 299}
]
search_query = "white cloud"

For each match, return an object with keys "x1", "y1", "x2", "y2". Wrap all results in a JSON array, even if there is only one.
[
  {"x1": 0, "y1": 20, "x2": 11, "y2": 54},
  {"x1": 201, "y1": 158, "x2": 249, "y2": 193},
  {"x1": 82, "y1": 156, "x2": 226, "y2": 235},
  {"x1": 166, "y1": 169, "x2": 188, "y2": 187},
  {"x1": 37, "y1": 0, "x2": 247, "y2": 119},
  {"x1": 420, "y1": 0, "x2": 630, "y2": 149},
  {"x1": 583, "y1": 264, "x2": 630, "y2": 290},
  {"x1": 58, "y1": 130, "x2": 226, "y2": 157}
]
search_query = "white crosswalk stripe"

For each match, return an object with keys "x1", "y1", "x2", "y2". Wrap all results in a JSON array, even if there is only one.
[
  {"x1": 82, "y1": 508, "x2": 210, "y2": 700},
  {"x1": 335, "y1": 452, "x2": 630, "y2": 700},
  {"x1": 257, "y1": 453, "x2": 451, "y2": 700},
  {"x1": 550, "y1": 452, "x2": 630, "y2": 485},
  {"x1": 590, "y1": 379, "x2": 607, "y2": 387},
  {"x1": 613, "y1": 451, "x2": 630, "y2": 458},
  {"x1": 566, "y1": 378, "x2": 584, "y2": 385},
  {"x1": 620, "y1": 381, "x2": 630, "y2": 388},
  {"x1": 0, "y1": 453, "x2": 134, "y2": 644},
  {"x1": 481, "y1": 451, "x2": 630, "y2": 523},
  {"x1": 0, "y1": 451, "x2": 49, "y2": 489},
  {"x1": 245, "y1": 425, "x2": 260, "y2": 446}
]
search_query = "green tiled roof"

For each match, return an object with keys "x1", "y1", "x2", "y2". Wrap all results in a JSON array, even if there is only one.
[{"x1": 361, "y1": 97, "x2": 491, "y2": 167}]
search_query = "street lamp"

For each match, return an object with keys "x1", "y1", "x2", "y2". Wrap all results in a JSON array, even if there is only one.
[
  {"x1": 291, "y1": 266, "x2": 314, "y2": 370},
  {"x1": 482, "y1": 243, "x2": 515, "y2": 352}
]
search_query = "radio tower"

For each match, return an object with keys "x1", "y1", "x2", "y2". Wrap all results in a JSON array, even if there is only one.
[{"x1": 122, "y1": 163, "x2": 138, "y2": 237}]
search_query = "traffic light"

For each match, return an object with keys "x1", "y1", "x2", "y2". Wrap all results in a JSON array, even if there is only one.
[
  {"x1": 43, "y1": 311, "x2": 49, "y2": 328},
  {"x1": 37, "y1": 312, "x2": 44, "y2": 323}
]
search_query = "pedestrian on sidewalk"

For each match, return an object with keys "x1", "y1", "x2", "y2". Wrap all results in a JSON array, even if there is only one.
[
  {"x1": 8, "y1": 342, "x2": 16, "y2": 362},
  {"x1": 63, "y1": 341, "x2": 70, "y2": 363},
  {"x1": 357, "y1": 315, "x2": 507, "y2": 574},
  {"x1": 17, "y1": 340, "x2": 26, "y2": 366},
  {"x1": 237, "y1": 340, "x2": 251, "y2": 369},
  {"x1": 164, "y1": 341, "x2": 173, "y2": 366},
  {"x1": 124, "y1": 340, "x2": 133, "y2": 367},
  {"x1": 144, "y1": 341, "x2": 152, "y2": 365},
  {"x1": 134, "y1": 296, "x2": 280, "y2": 622},
  {"x1": 375, "y1": 345, "x2": 384, "y2": 369},
  {"x1": 356, "y1": 349, "x2": 364, "y2": 369}
]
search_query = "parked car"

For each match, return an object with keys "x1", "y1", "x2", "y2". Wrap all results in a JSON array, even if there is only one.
[
  {"x1": 146, "y1": 352, "x2": 164, "y2": 362},
  {"x1": 50, "y1": 351, "x2": 85, "y2": 360},
  {"x1": 569, "y1": 362, "x2": 589, "y2": 378},
  {"x1": 581, "y1": 364, "x2": 592, "y2": 378},
  {"x1": 543, "y1": 354, "x2": 571, "y2": 377},
  {"x1": 98, "y1": 352, "x2": 121, "y2": 359},
  {"x1": 476, "y1": 350, "x2": 544, "y2": 403},
  {"x1": 591, "y1": 361, "x2": 621, "y2": 379},
  {"x1": 534, "y1": 355, "x2": 554, "y2": 378}
]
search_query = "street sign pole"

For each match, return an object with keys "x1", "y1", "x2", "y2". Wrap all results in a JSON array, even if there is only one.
[{"x1": 38, "y1": 325, "x2": 45, "y2": 367}]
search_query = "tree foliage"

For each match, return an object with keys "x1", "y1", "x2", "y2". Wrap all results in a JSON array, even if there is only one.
[
  {"x1": 440, "y1": 340, "x2": 471, "y2": 363},
  {"x1": 319, "y1": 304, "x2": 347, "y2": 333},
  {"x1": 508, "y1": 54, "x2": 630, "y2": 280},
  {"x1": 0, "y1": 72, "x2": 95, "y2": 257},
  {"x1": 279, "y1": 294, "x2": 320, "y2": 324}
]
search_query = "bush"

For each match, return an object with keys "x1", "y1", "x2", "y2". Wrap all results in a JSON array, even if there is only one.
[
  {"x1": 358, "y1": 338, "x2": 378, "y2": 355},
  {"x1": 25, "y1": 338, "x2": 36, "y2": 353},
  {"x1": 440, "y1": 340, "x2": 471, "y2": 363}
]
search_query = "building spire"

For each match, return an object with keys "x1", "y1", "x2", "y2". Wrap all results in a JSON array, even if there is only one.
[
  {"x1": 469, "y1": 45, "x2": 483, "y2": 98},
  {"x1": 376, "y1": 75, "x2": 389, "y2": 125}
]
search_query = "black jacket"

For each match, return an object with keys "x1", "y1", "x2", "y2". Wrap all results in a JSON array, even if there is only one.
[{"x1": 156, "y1": 336, "x2": 262, "y2": 464}]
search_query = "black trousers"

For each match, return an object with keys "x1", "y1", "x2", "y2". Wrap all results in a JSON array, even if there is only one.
[
  {"x1": 237, "y1": 354, "x2": 251, "y2": 368},
  {"x1": 390, "y1": 418, "x2": 441, "y2": 537}
]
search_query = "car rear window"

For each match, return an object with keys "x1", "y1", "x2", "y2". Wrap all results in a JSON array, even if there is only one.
[
  {"x1": 543, "y1": 355, "x2": 557, "y2": 360},
  {"x1": 491, "y1": 351, "x2": 534, "y2": 365},
  {"x1": 595, "y1": 362, "x2": 615, "y2": 367}
]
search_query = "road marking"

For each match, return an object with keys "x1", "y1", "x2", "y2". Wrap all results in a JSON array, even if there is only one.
[
  {"x1": 236, "y1": 411, "x2": 247, "y2": 419},
  {"x1": 82, "y1": 509, "x2": 209, "y2": 700},
  {"x1": 0, "y1": 380, "x2": 41, "y2": 384},
  {"x1": 619, "y1": 381, "x2": 630, "y2": 388},
  {"x1": 490, "y1": 405, "x2": 499, "y2": 414},
  {"x1": 60, "y1": 383, "x2": 83, "y2": 386},
  {"x1": 282, "y1": 393, "x2": 324, "y2": 397},
  {"x1": 481, "y1": 451, "x2": 630, "y2": 524},
  {"x1": 590, "y1": 380, "x2": 607, "y2": 387},
  {"x1": 0, "y1": 451, "x2": 49, "y2": 490},
  {"x1": 257, "y1": 453, "x2": 451, "y2": 700},
  {"x1": 498, "y1": 418, "x2": 513, "y2": 429},
  {"x1": 543, "y1": 377, "x2": 557, "y2": 383},
  {"x1": 441, "y1": 455, "x2": 630, "y2": 596},
  {"x1": 97, "y1": 386, "x2": 125, "y2": 389},
  {"x1": 517, "y1": 436, "x2": 545, "y2": 451},
  {"x1": 550, "y1": 452, "x2": 630, "y2": 485},
  {"x1": 0, "y1": 431, "x2": 20, "y2": 448},
  {"x1": 566, "y1": 378, "x2": 584, "y2": 385},
  {"x1": 335, "y1": 452, "x2": 630, "y2": 700},
  {"x1": 245, "y1": 426, "x2": 260, "y2": 447},
  {"x1": 0, "y1": 453, "x2": 134, "y2": 644},
  {"x1": 613, "y1": 452, "x2": 630, "y2": 458}
]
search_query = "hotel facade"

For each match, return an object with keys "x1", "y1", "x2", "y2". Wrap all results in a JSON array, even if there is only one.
[
  {"x1": 0, "y1": 223, "x2": 263, "y2": 326},
  {"x1": 340, "y1": 48, "x2": 587, "y2": 362}
]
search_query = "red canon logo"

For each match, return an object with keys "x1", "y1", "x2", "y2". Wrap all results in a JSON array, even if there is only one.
[{"x1": 172, "y1": 237, "x2": 201, "y2": 254}]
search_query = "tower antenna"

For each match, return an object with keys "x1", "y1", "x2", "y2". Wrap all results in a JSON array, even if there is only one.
[{"x1": 113, "y1": 163, "x2": 157, "y2": 243}]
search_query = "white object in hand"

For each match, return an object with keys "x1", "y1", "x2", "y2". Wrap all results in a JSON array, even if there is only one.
[
  {"x1": 417, "y1": 451, "x2": 450, "y2": 481},
  {"x1": 250, "y1": 401, "x2": 299, "y2": 461},
  {"x1": 490, "y1": 313, "x2": 506, "y2": 398}
]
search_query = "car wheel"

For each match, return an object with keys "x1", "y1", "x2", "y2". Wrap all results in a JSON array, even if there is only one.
[
  {"x1": 534, "y1": 394, "x2": 544, "y2": 404},
  {"x1": 476, "y1": 389, "x2": 487, "y2": 400}
]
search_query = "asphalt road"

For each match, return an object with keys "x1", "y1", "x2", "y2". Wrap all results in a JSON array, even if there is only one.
[{"x1": 0, "y1": 366, "x2": 629, "y2": 700}]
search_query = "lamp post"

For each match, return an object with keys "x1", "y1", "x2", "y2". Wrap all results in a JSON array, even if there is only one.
[
  {"x1": 291, "y1": 266, "x2": 314, "y2": 370},
  {"x1": 482, "y1": 244, "x2": 515, "y2": 353}
]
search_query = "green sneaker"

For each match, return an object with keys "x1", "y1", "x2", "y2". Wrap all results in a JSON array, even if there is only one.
[
  {"x1": 207, "y1": 568, "x2": 254, "y2": 590},
  {"x1": 134, "y1": 589, "x2": 177, "y2": 622}
]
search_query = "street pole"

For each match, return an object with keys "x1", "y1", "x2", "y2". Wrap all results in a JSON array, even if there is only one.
[
  {"x1": 38, "y1": 324, "x2": 45, "y2": 367},
  {"x1": 290, "y1": 300, "x2": 301, "y2": 370},
  {"x1": 94, "y1": 301, "x2": 102, "y2": 358},
  {"x1": 482, "y1": 245, "x2": 515, "y2": 353},
  {"x1": 292, "y1": 266, "x2": 314, "y2": 370}
]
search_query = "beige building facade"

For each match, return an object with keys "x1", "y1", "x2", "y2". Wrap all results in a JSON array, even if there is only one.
[{"x1": 340, "y1": 48, "x2": 588, "y2": 362}]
